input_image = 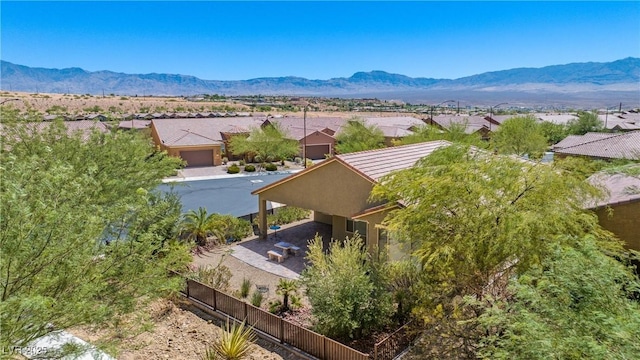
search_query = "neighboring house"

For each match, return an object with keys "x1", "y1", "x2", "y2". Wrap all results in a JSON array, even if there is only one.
[
  {"x1": 150, "y1": 117, "x2": 264, "y2": 167},
  {"x1": 535, "y1": 113, "x2": 578, "y2": 125},
  {"x1": 151, "y1": 115, "x2": 445, "y2": 166},
  {"x1": 118, "y1": 119, "x2": 151, "y2": 130},
  {"x1": 588, "y1": 171, "x2": 640, "y2": 252},
  {"x1": 2, "y1": 120, "x2": 109, "y2": 143},
  {"x1": 251, "y1": 140, "x2": 452, "y2": 259},
  {"x1": 428, "y1": 115, "x2": 493, "y2": 138},
  {"x1": 598, "y1": 112, "x2": 640, "y2": 132},
  {"x1": 362, "y1": 116, "x2": 425, "y2": 146},
  {"x1": 552, "y1": 131, "x2": 640, "y2": 160},
  {"x1": 265, "y1": 116, "x2": 346, "y2": 160}
]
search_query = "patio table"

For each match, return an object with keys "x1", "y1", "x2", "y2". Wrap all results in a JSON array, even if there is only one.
[{"x1": 274, "y1": 241, "x2": 294, "y2": 256}]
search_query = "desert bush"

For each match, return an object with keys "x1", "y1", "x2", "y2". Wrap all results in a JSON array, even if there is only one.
[
  {"x1": 208, "y1": 214, "x2": 251, "y2": 243},
  {"x1": 222, "y1": 157, "x2": 228, "y2": 165},
  {"x1": 227, "y1": 164, "x2": 240, "y2": 174},
  {"x1": 258, "y1": 207, "x2": 310, "y2": 227},
  {"x1": 301, "y1": 234, "x2": 394, "y2": 340},
  {"x1": 265, "y1": 163, "x2": 277, "y2": 171},
  {"x1": 243, "y1": 164, "x2": 255, "y2": 172},
  {"x1": 238, "y1": 159, "x2": 246, "y2": 166},
  {"x1": 240, "y1": 278, "x2": 251, "y2": 299},
  {"x1": 268, "y1": 300, "x2": 282, "y2": 314},
  {"x1": 250, "y1": 291, "x2": 264, "y2": 307},
  {"x1": 188, "y1": 262, "x2": 232, "y2": 292}
]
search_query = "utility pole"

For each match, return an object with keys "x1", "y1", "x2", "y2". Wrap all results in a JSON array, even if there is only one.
[{"x1": 303, "y1": 106, "x2": 307, "y2": 168}]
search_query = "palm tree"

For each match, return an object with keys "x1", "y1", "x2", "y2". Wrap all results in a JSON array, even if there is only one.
[
  {"x1": 181, "y1": 207, "x2": 215, "y2": 246},
  {"x1": 276, "y1": 279, "x2": 299, "y2": 312}
]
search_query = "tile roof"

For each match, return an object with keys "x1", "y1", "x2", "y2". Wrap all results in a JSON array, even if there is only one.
[
  {"x1": 553, "y1": 132, "x2": 617, "y2": 149},
  {"x1": 535, "y1": 114, "x2": 578, "y2": 124},
  {"x1": 152, "y1": 117, "x2": 264, "y2": 146},
  {"x1": 336, "y1": 140, "x2": 452, "y2": 182},
  {"x1": 587, "y1": 171, "x2": 640, "y2": 208},
  {"x1": 553, "y1": 131, "x2": 640, "y2": 160},
  {"x1": 362, "y1": 116, "x2": 425, "y2": 129},
  {"x1": 251, "y1": 140, "x2": 452, "y2": 195},
  {"x1": 431, "y1": 115, "x2": 494, "y2": 133},
  {"x1": 2, "y1": 120, "x2": 109, "y2": 142},
  {"x1": 118, "y1": 119, "x2": 151, "y2": 129}
]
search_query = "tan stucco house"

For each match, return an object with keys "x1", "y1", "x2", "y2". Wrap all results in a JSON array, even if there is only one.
[
  {"x1": 251, "y1": 140, "x2": 451, "y2": 259},
  {"x1": 588, "y1": 171, "x2": 640, "y2": 252},
  {"x1": 150, "y1": 117, "x2": 264, "y2": 167}
]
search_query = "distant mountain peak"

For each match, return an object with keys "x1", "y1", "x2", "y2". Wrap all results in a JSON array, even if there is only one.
[{"x1": 1, "y1": 58, "x2": 638, "y2": 108}]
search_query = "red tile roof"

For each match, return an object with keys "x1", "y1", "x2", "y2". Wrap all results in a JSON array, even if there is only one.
[
  {"x1": 588, "y1": 171, "x2": 640, "y2": 207},
  {"x1": 336, "y1": 140, "x2": 451, "y2": 182},
  {"x1": 553, "y1": 131, "x2": 640, "y2": 160}
]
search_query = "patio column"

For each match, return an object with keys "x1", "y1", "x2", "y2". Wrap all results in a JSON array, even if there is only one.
[{"x1": 259, "y1": 197, "x2": 268, "y2": 240}]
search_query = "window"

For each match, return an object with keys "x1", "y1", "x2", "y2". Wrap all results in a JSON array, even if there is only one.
[
  {"x1": 346, "y1": 219, "x2": 367, "y2": 241},
  {"x1": 346, "y1": 219, "x2": 354, "y2": 233}
]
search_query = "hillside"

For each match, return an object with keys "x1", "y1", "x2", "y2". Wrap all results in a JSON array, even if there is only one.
[{"x1": 1, "y1": 58, "x2": 639, "y2": 107}]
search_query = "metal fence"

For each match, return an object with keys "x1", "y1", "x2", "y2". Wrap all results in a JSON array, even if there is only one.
[{"x1": 179, "y1": 276, "x2": 416, "y2": 360}]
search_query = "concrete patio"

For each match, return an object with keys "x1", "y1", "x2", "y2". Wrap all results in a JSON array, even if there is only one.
[{"x1": 230, "y1": 219, "x2": 332, "y2": 279}]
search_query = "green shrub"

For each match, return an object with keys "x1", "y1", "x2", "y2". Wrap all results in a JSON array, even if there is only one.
[
  {"x1": 244, "y1": 164, "x2": 256, "y2": 172},
  {"x1": 301, "y1": 234, "x2": 394, "y2": 340},
  {"x1": 227, "y1": 164, "x2": 240, "y2": 174},
  {"x1": 265, "y1": 207, "x2": 310, "y2": 226},
  {"x1": 188, "y1": 263, "x2": 232, "y2": 292},
  {"x1": 240, "y1": 278, "x2": 251, "y2": 299},
  {"x1": 238, "y1": 159, "x2": 246, "y2": 166},
  {"x1": 265, "y1": 163, "x2": 277, "y2": 171},
  {"x1": 250, "y1": 291, "x2": 264, "y2": 307},
  {"x1": 268, "y1": 300, "x2": 282, "y2": 314}
]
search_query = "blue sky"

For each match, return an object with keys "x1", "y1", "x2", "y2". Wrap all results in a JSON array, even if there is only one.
[{"x1": 2, "y1": 1, "x2": 639, "y2": 81}]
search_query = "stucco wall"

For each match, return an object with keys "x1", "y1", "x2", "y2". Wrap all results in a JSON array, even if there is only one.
[
  {"x1": 595, "y1": 201, "x2": 640, "y2": 252},
  {"x1": 313, "y1": 211, "x2": 333, "y2": 225},
  {"x1": 257, "y1": 160, "x2": 378, "y2": 218}
]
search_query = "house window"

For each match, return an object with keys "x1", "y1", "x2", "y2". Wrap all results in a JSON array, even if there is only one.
[
  {"x1": 346, "y1": 219, "x2": 354, "y2": 233},
  {"x1": 346, "y1": 218, "x2": 367, "y2": 241}
]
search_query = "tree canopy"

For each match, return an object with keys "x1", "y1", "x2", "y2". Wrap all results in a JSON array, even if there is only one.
[
  {"x1": 398, "y1": 122, "x2": 484, "y2": 147},
  {"x1": 566, "y1": 111, "x2": 604, "y2": 135},
  {"x1": 476, "y1": 236, "x2": 640, "y2": 359},
  {"x1": 228, "y1": 123, "x2": 299, "y2": 163},
  {"x1": 491, "y1": 115, "x2": 548, "y2": 159},
  {"x1": 0, "y1": 111, "x2": 191, "y2": 350},
  {"x1": 370, "y1": 144, "x2": 638, "y2": 357},
  {"x1": 334, "y1": 117, "x2": 385, "y2": 154}
]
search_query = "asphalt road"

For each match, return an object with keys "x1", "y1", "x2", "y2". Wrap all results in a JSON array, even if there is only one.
[{"x1": 158, "y1": 173, "x2": 292, "y2": 217}]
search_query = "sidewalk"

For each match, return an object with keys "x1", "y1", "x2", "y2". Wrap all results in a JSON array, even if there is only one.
[{"x1": 163, "y1": 161, "x2": 305, "y2": 183}]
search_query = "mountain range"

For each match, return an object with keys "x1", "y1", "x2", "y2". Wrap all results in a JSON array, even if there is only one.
[{"x1": 1, "y1": 58, "x2": 639, "y2": 107}]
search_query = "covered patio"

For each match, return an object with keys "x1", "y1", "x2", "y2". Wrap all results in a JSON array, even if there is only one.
[{"x1": 231, "y1": 219, "x2": 332, "y2": 278}]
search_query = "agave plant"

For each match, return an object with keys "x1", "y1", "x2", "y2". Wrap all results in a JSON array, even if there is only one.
[{"x1": 204, "y1": 319, "x2": 256, "y2": 360}]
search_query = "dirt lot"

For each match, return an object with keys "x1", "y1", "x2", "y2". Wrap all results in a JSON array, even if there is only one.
[
  {"x1": 70, "y1": 298, "x2": 303, "y2": 360},
  {"x1": 0, "y1": 91, "x2": 413, "y2": 119}
]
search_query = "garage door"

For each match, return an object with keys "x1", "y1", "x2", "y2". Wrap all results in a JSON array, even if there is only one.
[
  {"x1": 180, "y1": 150, "x2": 214, "y2": 167},
  {"x1": 305, "y1": 145, "x2": 330, "y2": 160}
]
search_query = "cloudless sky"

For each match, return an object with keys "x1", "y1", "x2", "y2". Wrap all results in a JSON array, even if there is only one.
[{"x1": 1, "y1": 1, "x2": 639, "y2": 80}]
